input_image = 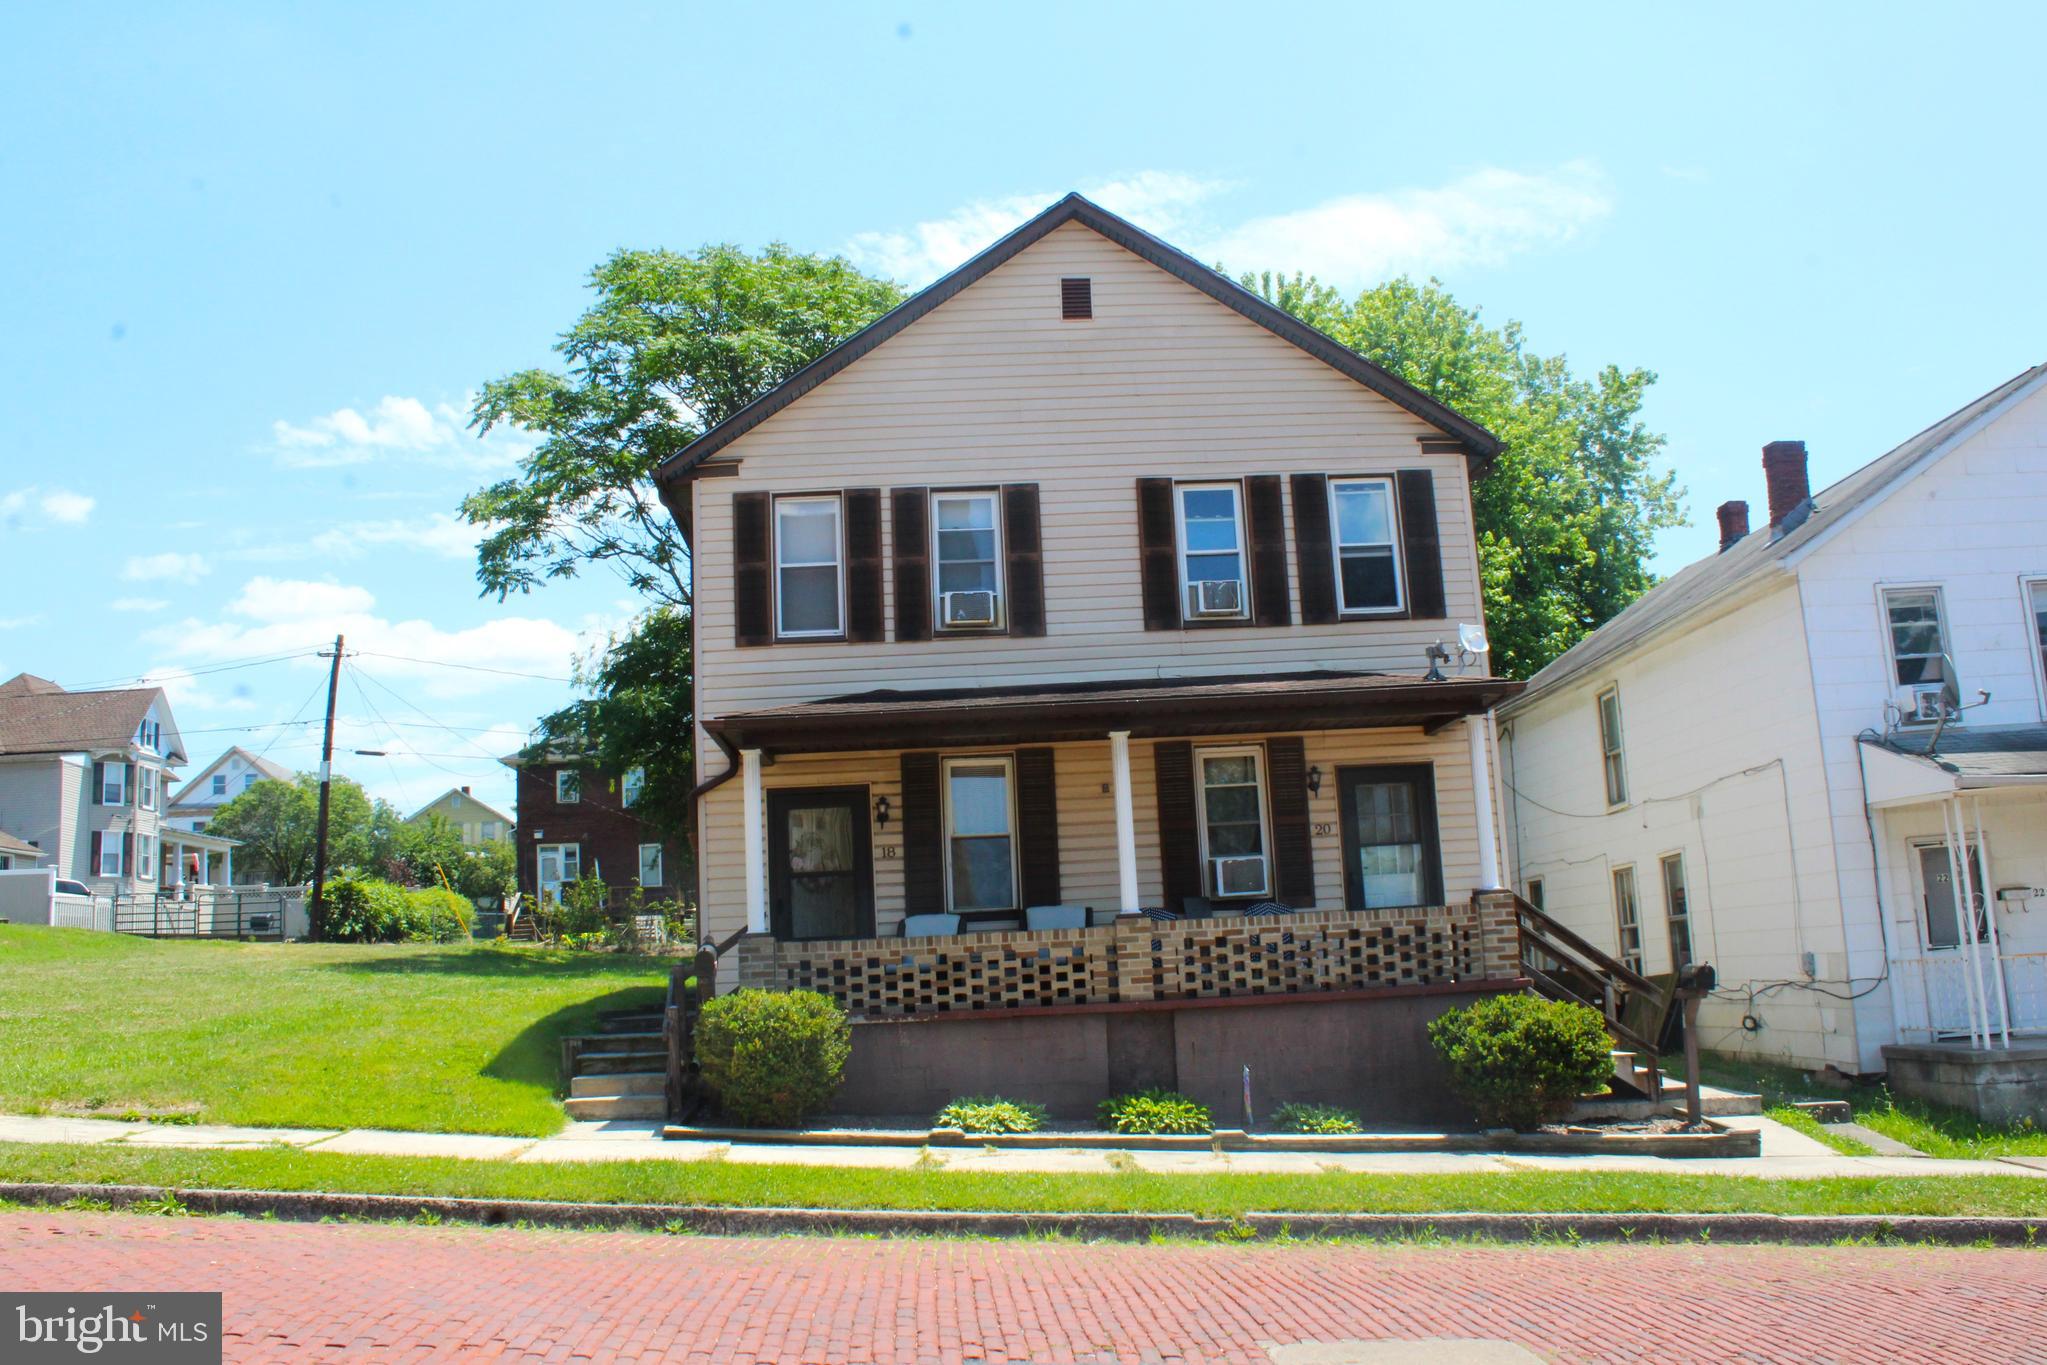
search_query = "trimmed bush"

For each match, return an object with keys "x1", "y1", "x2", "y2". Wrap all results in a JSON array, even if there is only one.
[
  {"x1": 321, "y1": 877, "x2": 412, "y2": 943},
  {"x1": 1271, "y1": 1102, "x2": 1363, "y2": 1135},
  {"x1": 935, "y1": 1096, "x2": 1047, "y2": 1135},
  {"x1": 1097, "y1": 1088, "x2": 1212, "y2": 1135},
  {"x1": 1428, "y1": 993, "x2": 1615, "y2": 1131},
  {"x1": 404, "y1": 887, "x2": 475, "y2": 943},
  {"x1": 695, "y1": 989, "x2": 851, "y2": 1128}
]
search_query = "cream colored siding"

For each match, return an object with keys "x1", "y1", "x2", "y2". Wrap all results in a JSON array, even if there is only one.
[
  {"x1": 698, "y1": 727, "x2": 1480, "y2": 942},
  {"x1": 692, "y1": 222, "x2": 1486, "y2": 784}
]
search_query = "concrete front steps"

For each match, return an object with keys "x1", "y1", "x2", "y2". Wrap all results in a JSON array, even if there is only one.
[{"x1": 561, "y1": 1010, "x2": 668, "y2": 1121}]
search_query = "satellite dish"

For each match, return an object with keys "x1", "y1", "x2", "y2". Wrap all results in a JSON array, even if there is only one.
[
  {"x1": 1458, "y1": 623, "x2": 1489, "y2": 656},
  {"x1": 1938, "y1": 655, "x2": 1961, "y2": 717}
]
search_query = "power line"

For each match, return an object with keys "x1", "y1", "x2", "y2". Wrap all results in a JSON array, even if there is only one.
[
  {"x1": 348, "y1": 662, "x2": 515, "y2": 764},
  {"x1": 352, "y1": 650, "x2": 577, "y2": 683},
  {"x1": 65, "y1": 647, "x2": 327, "y2": 691}
]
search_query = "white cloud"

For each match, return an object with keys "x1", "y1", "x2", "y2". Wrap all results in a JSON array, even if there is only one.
[
  {"x1": 1, "y1": 486, "x2": 96, "y2": 527},
  {"x1": 124, "y1": 552, "x2": 210, "y2": 585},
  {"x1": 112, "y1": 597, "x2": 170, "y2": 612},
  {"x1": 846, "y1": 163, "x2": 1612, "y2": 289},
  {"x1": 267, "y1": 395, "x2": 530, "y2": 472},
  {"x1": 307, "y1": 513, "x2": 485, "y2": 562},
  {"x1": 0, "y1": 615, "x2": 42, "y2": 629}
]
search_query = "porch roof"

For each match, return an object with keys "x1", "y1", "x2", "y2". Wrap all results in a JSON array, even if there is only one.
[
  {"x1": 707, "y1": 669, "x2": 1522, "y2": 753},
  {"x1": 0, "y1": 826, "x2": 40, "y2": 860},
  {"x1": 1860, "y1": 724, "x2": 2047, "y2": 806}
]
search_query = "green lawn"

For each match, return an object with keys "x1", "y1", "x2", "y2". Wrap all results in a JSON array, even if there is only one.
[
  {"x1": 1, "y1": 1142, "x2": 2044, "y2": 1219},
  {"x1": 0, "y1": 926, "x2": 668, "y2": 1136}
]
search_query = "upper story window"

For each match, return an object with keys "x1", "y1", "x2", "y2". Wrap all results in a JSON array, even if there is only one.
[
  {"x1": 101, "y1": 762, "x2": 128, "y2": 806},
  {"x1": 210, "y1": 774, "x2": 227, "y2": 797},
  {"x1": 1175, "y1": 483, "x2": 1247, "y2": 620},
  {"x1": 1329, "y1": 477, "x2": 1403, "y2": 613},
  {"x1": 555, "y1": 768, "x2": 581, "y2": 804},
  {"x1": 2025, "y1": 579, "x2": 2047, "y2": 712},
  {"x1": 242, "y1": 773, "x2": 258, "y2": 791},
  {"x1": 933, "y1": 491, "x2": 1003, "y2": 630},
  {"x1": 1596, "y1": 685, "x2": 1627, "y2": 807},
  {"x1": 138, "y1": 767, "x2": 157, "y2": 811},
  {"x1": 622, "y1": 766, "x2": 645, "y2": 808},
  {"x1": 774, "y1": 495, "x2": 844, "y2": 638},
  {"x1": 135, "y1": 718, "x2": 160, "y2": 752},
  {"x1": 1884, "y1": 587, "x2": 1951, "y2": 719},
  {"x1": 1197, "y1": 746, "x2": 1270, "y2": 898},
  {"x1": 942, "y1": 756, "x2": 1016, "y2": 912}
]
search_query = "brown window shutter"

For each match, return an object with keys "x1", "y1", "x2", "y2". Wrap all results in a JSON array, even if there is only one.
[
  {"x1": 1265, "y1": 737, "x2": 1315, "y2": 908},
  {"x1": 845, "y1": 488, "x2": 884, "y2": 642},
  {"x1": 1015, "y1": 747, "x2": 1060, "y2": 907},
  {"x1": 1245, "y1": 474, "x2": 1291, "y2": 627},
  {"x1": 891, "y1": 487, "x2": 932, "y2": 642},
  {"x1": 731, "y1": 490, "x2": 772, "y2": 646},
  {"x1": 1397, "y1": 469, "x2": 1447, "y2": 620},
  {"x1": 1290, "y1": 473, "x2": 1338, "y2": 624},
  {"x1": 1001, "y1": 483, "x2": 1045, "y2": 637},
  {"x1": 92, "y1": 761, "x2": 104, "y2": 806},
  {"x1": 1152, "y1": 740, "x2": 1202, "y2": 911},
  {"x1": 124, "y1": 764, "x2": 136, "y2": 806},
  {"x1": 122, "y1": 831, "x2": 134, "y2": 872},
  {"x1": 1136, "y1": 478, "x2": 1181, "y2": 631},
  {"x1": 90, "y1": 830, "x2": 102, "y2": 871},
  {"x1": 900, "y1": 751, "x2": 943, "y2": 915}
]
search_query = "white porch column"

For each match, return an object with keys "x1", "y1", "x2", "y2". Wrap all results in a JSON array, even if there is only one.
[
  {"x1": 220, "y1": 846, "x2": 232, "y2": 887},
  {"x1": 1109, "y1": 730, "x2": 1140, "y2": 914},
  {"x1": 741, "y1": 748, "x2": 769, "y2": 934},
  {"x1": 1468, "y1": 714, "x2": 1503, "y2": 891}
]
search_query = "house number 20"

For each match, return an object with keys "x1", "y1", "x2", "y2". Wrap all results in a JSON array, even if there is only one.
[{"x1": 1312, "y1": 822, "x2": 1335, "y2": 837}]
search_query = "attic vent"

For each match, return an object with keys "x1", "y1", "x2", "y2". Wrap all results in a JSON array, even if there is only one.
[{"x1": 1060, "y1": 277, "x2": 1092, "y2": 320}]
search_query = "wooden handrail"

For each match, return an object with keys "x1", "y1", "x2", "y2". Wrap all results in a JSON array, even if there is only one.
[{"x1": 1514, "y1": 896, "x2": 1659, "y2": 997}]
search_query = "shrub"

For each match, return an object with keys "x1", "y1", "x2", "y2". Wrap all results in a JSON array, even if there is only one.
[
  {"x1": 695, "y1": 989, "x2": 851, "y2": 1128},
  {"x1": 321, "y1": 877, "x2": 412, "y2": 943},
  {"x1": 1271, "y1": 1102, "x2": 1363, "y2": 1135},
  {"x1": 1097, "y1": 1088, "x2": 1212, "y2": 1135},
  {"x1": 935, "y1": 1096, "x2": 1047, "y2": 1135},
  {"x1": 404, "y1": 887, "x2": 475, "y2": 943},
  {"x1": 1428, "y1": 993, "x2": 1616, "y2": 1131}
]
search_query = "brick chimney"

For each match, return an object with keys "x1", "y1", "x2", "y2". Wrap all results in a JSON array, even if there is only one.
[
  {"x1": 1716, "y1": 500, "x2": 1750, "y2": 553},
  {"x1": 1762, "y1": 440, "x2": 1810, "y2": 526},
  {"x1": 461, "y1": 785, "x2": 472, "y2": 795}
]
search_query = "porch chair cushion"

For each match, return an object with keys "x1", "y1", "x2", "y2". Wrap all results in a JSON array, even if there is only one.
[
  {"x1": 1242, "y1": 901, "x2": 1293, "y2": 918},
  {"x1": 1179, "y1": 896, "x2": 1216, "y2": 919},
  {"x1": 1025, "y1": 904, "x2": 1088, "y2": 931},
  {"x1": 1138, "y1": 907, "x2": 1178, "y2": 922},
  {"x1": 901, "y1": 913, "x2": 962, "y2": 938}
]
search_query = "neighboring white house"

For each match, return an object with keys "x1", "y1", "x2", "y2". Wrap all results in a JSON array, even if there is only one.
[
  {"x1": 1501, "y1": 362, "x2": 2047, "y2": 1101},
  {"x1": 408, "y1": 786, "x2": 511, "y2": 845},
  {"x1": 166, "y1": 745, "x2": 294, "y2": 833}
]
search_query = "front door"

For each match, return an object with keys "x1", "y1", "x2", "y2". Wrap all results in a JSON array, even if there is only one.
[
  {"x1": 1919, "y1": 842, "x2": 1988, "y2": 951},
  {"x1": 1338, "y1": 765, "x2": 1443, "y2": 910},
  {"x1": 769, "y1": 787, "x2": 874, "y2": 941},
  {"x1": 536, "y1": 842, "x2": 580, "y2": 903}
]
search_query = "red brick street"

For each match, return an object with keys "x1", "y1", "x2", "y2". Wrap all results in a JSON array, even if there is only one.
[{"x1": 6, "y1": 1211, "x2": 2046, "y2": 1362}]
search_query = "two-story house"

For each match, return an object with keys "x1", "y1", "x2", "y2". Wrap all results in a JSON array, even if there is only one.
[
  {"x1": 166, "y1": 745, "x2": 293, "y2": 834},
  {"x1": 408, "y1": 786, "x2": 512, "y2": 846},
  {"x1": 652, "y1": 194, "x2": 1556, "y2": 1122},
  {"x1": 1500, "y1": 362, "x2": 2047, "y2": 1121},
  {"x1": 504, "y1": 748, "x2": 682, "y2": 906},
  {"x1": 0, "y1": 672, "x2": 235, "y2": 898}
]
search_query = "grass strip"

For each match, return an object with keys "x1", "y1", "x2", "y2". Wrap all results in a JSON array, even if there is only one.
[
  {"x1": 2, "y1": 1142, "x2": 2045, "y2": 1218},
  {"x1": 1766, "y1": 1105, "x2": 1874, "y2": 1156}
]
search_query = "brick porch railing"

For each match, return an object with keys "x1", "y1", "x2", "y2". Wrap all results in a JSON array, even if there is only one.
[{"x1": 732, "y1": 892, "x2": 1522, "y2": 1019}]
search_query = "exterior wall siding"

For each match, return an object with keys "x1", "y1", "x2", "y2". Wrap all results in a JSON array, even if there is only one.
[{"x1": 510, "y1": 760, "x2": 685, "y2": 901}]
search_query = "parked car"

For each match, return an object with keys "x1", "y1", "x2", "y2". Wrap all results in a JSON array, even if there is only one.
[{"x1": 53, "y1": 878, "x2": 94, "y2": 899}]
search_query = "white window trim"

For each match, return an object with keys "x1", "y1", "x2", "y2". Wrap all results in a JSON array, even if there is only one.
[
  {"x1": 138, "y1": 767, "x2": 157, "y2": 812},
  {"x1": 1877, "y1": 581, "x2": 1954, "y2": 724},
  {"x1": 1327, "y1": 475, "x2": 1405, "y2": 615},
  {"x1": 773, "y1": 494, "x2": 847, "y2": 640},
  {"x1": 101, "y1": 762, "x2": 128, "y2": 807},
  {"x1": 137, "y1": 834, "x2": 156, "y2": 881},
  {"x1": 930, "y1": 489, "x2": 1006, "y2": 630},
  {"x1": 1193, "y1": 744, "x2": 1273, "y2": 899},
  {"x1": 1596, "y1": 685, "x2": 1628, "y2": 808},
  {"x1": 1659, "y1": 850, "x2": 1692, "y2": 964},
  {"x1": 622, "y1": 766, "x2": 645, "y2": 808},
  {"x1": 1173, "y1": 481, "x2": 1250, "y2": 620},
  {"x1": 1611, "y1": 863, "x2": 1643, "y2": 972},
  {"x1": 2021, "y1": 575, "x2": 2047, "y2": 722},
  {"x1": 940, "y1": 753, "x2": 1019, "y2": 914},
  {"x1": 638, "y1": 842, "x2": 665, "y2": 888},
  {"x1": 555, "y1": 769, "x2": 580, "y2": 804},
  {"x1": 210, "y1": 774, "x2": 227, "y2": 797}
]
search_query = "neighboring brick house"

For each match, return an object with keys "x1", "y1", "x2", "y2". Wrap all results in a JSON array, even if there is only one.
[{"x1": 503, "y1": 749, "x2": 683, "y2": 905}]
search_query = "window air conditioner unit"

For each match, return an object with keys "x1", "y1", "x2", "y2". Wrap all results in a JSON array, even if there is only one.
[
  {"x1": 1189, "y1": 578, "x2": 1244, "y2": 617},
  {"x1": 941, "y1": 589, "x2": 997, "y2": 627},
  {"x1": 1211, "y1": 855, "x2": 1268, "y2": 898},
  {"x1": 1911, "y1": 690, "x2": 1947, "y2": 724}
]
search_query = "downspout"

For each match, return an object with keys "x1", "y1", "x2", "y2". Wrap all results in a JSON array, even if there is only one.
[{"x1": 688, "y1": 728, "x2": 743, "y2": 932}]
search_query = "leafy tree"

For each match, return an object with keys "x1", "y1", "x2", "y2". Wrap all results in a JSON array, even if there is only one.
[
  {"x1": 1242, "y1": 272, "x2": 1684, "y2": 678},
  {"x1": 207, "y1": 774, "x2": 375, "y2": 886}
]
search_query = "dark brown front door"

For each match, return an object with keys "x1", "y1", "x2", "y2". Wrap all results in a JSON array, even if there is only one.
[
  {"x1": 768, "y1": 787, "x2": 874, "y2": 941},
  {"x1": 1338, "y1": 764, "x2": 1443, "y2": 910}
]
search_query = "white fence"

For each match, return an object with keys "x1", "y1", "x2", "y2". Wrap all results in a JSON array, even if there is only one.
[{"x1": 1890, "y1": 951, "x2": 2047, "y2": 1040}]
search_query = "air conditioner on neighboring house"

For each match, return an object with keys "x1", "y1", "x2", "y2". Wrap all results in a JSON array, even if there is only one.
[
  {"x1": 1211, "y1": 855, "x2": 1268, "y2": 898},
  {"x1": 1188, "y1": 578, "x2": 1244, "y2": 618},
  {"x1": 941, "y1": 590, "x2": 998, "y2": 627}
]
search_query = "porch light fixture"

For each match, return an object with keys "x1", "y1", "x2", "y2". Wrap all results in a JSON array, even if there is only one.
[
  {"x1": 1305, "y1": 765, "x2": 1322, "y2": 797},
  {"x1": 1423, "y1": 642, "x2": 1451, "y2": 682},
  {"x1": 874, "y1": 795, "x2": 891, "y2": 829}
]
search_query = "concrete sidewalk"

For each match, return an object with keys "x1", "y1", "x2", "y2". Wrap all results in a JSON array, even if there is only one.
[{"x1": 0, "y1": 1111, "x2": 2040, "y2": 1179}]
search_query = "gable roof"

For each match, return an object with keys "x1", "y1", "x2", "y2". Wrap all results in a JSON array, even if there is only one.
[
  {"x1": 0, "y1": 827, "x2": 41, "y2": 860},
  {"x1": 0, "y1": 675, "x2": 174, "y2": 759},
  {"x1": 408, "y1": 787, "x2": 512, "y2": 825},
  {"x1": 1504, "y1": 361, "x2": 2047, "y2": 711},
  {"x1": 169, "y1": 746, "x2": 294, "y2": 806},
  {"x1": 653, "y1": 193, "x2": 1502, "y2": 493}
]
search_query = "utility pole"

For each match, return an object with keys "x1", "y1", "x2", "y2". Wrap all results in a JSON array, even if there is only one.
[{"x1": 309, "y1": 634, "x2": 344, "y2": 939}]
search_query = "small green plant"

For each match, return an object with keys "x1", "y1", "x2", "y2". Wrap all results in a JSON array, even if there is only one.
[
  {"x1": 694, "y1": 989, "x2": 851, "y2": 1128},
  {"x1": 935, "y1": 1096, "x2": 1048, "y2": 1135},
  {"x1": 1428, "y1": 993, "x2": 1615, "y2": 1131},
  {"x1": 1271, "y1": 1102, "x2": 1363, "y2": 1135},
  {"x1": 1098, "y1": 1088, "x2": 1212, "y2": 1135}
]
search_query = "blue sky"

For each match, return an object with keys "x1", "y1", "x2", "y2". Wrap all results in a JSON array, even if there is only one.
[{"x1": 3, "y1": 3, "x2": 2043, "y2": 813}]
